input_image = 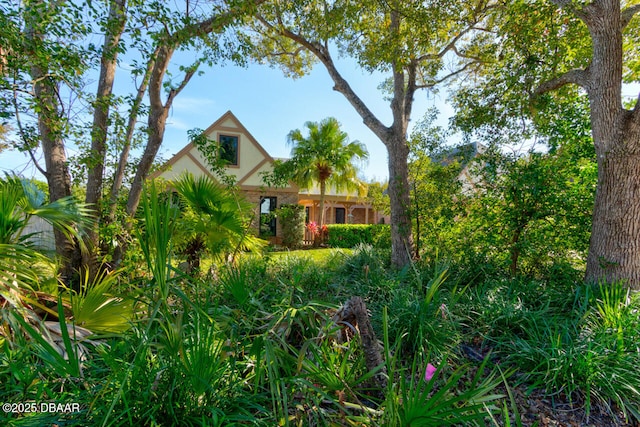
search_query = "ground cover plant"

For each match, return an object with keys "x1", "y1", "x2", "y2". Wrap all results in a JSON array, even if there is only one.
[{"x1": 1, "y1": 184, "x2": 639, "y2": 426}]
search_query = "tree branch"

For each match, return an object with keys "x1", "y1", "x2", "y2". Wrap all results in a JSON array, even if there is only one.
[
  {"x1": 166, "y1": 64, "x2": 198, "y2": 107},
  {"x1": 416, "y1": 60, "x2": 483, "y2": 89},
  {"x1": 257, "y1": 13, "x2": 391, "y2": 142},
  {"x1": 415, "y1": 25, "x2": 472, "y2": 62},
  {"x1": 181, "y1": 0, "x2": 267, "y2": 42},
  {"x1": 533, "y1": 67, "x2": 590, "y2": 96},
  {"x1": 622, "y1": 4, "x2": 640, "y2": 29},
  {"x1": 549, "y1": 0, "x2": 590, "y2": 22},
  {"x1": 12, "y1": 81, "x2": 48, "y2": 177}
]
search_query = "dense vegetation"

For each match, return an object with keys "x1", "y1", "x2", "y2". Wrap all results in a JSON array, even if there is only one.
[
  {"x1": 2, "y1": 0, "x2": 640, "y2": 425},
  {"x1": 2, "y1": 179, "x2": 639, "y2": 426}
]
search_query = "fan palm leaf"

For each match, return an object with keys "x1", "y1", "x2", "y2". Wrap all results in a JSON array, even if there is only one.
[{"x1": 172, "y1": 173, "x2": 266, "y2": 264}]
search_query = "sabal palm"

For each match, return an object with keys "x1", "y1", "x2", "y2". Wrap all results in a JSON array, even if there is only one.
[
  {"x1": 0, "y1": 175, "x2": 90, "y2": 341},
  {"x1": 0, "y1": 176, "x2": 89, "y2": 291},
  {"x1": 172, "y1": 173, "x2": 266, "y2": 267},
  {"x1": 286, "y1": 117, "x2": 368, "y2": 226}
]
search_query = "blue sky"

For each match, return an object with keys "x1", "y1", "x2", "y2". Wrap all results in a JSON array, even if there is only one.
[
  {"x1": 152, "y1": 56, "x2": 454, "y2": 182},
  {"x1": 0, "y1": 54, "x2": 453, "y2": 183}
]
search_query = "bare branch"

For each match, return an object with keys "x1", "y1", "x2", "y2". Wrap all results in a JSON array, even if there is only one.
[
  {"x1": 416, "y1": 60, "x2": 483, "y2": 89},
  {"x1": 622, "y1": 4, "x2": 640, "y2": 29},
  {"x1": 451, "y1": 44, "x2": 485, "y2": 63},
  {"x1": 416, "y1": 25, "x2": 473, "y2": 62},
  {"x1": 12, "y1": 86, "x2": 47, "y2": 177}
]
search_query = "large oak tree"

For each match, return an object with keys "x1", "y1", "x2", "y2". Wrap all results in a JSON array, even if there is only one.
[
  {"x1": 454, "y1": 0, "x2": 640, "y2": 287},
  {"x1": 252, "y1": 0, "x2": 495, "y2": 267}
]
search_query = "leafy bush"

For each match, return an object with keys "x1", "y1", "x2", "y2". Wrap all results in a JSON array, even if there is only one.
[
  {"x1": 276, "y1": 204, "x2": 305, "y2": 249},
  {"x1": 326, "y1": 224, "x2": 390, "y2": 248}
]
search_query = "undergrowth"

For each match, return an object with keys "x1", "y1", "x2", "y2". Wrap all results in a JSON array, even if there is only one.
[{"x1": 2, "y1": 232, "x2": 639, "y2": 426}]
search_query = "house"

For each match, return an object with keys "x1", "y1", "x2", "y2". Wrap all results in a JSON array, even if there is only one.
[{"x1": 152, "y1": 111, "x2": 386, "y2": 243}]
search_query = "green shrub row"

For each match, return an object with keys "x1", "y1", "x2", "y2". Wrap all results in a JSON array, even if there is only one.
[{"x1": 326, "y1": 224, "x2": 391, "y2": 248}]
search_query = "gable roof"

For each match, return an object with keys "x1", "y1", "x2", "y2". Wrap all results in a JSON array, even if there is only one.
[{"x1": 151, "y1": 111, "x2": 289, "y2": 190}]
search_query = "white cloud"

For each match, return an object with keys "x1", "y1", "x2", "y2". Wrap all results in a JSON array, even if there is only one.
[{"x1": 171, "y1": 97, "x2": 216, "y2": 114}]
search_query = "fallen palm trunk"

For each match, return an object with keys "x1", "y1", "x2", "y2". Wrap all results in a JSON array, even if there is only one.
[{"x1": 332, "y1": 296, "x2": 387, "y2": 391}]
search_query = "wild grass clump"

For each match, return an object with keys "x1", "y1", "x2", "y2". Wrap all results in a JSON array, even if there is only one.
[{"x1": 460, "y1": 275, "x2": 640, "y2": 421}]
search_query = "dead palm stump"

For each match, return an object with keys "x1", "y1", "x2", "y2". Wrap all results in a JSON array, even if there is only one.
[{"x1": 332, "y1": 296, "x2": 387, "y2": 391}]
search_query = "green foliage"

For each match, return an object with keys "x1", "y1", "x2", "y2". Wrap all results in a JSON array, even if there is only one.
[
  {"x1": 138, "y1": 181, "x2": 179, "y2": 304},
  {"x1": 69, "y1": 268, "x2": 133, "y2": 334},
  {"x1": 276, "y1": 203, "x2": 305, "y2": 249},
  {"x1": 0, "y1": 175, "x2": 90, "y2": 247},
  {"x1": 460, "y1": 276, "x2": 640, "y2": 421},
  {"x1": 381, "y1": 309, "x2": 505, "y2": 427},
  {"x1": 459, "y1": 148, "x2": 594, "y2": 276},
  {"x1": 0, "y1": 175, "x2": 94, "y2": 355},
  {"x1": 386, "y1": 263, "x2": 461, "y2": 357},
  {"x1": 171, "y1": 173, "x2": 267, "y2": 269},
  {"x1": 326, "y1": 224, "x2": 391, "y2": 248},
  {"x1": 366, "y1": 180, "x2": 390, "y2": 217},
  {"x1": 408, "y1": 111, "x2": 468, "y2": 260}
]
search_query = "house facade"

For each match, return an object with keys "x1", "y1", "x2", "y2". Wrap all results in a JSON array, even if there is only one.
[{"x1": 152, "y1": 111, "x2": 386, "y2": 243}]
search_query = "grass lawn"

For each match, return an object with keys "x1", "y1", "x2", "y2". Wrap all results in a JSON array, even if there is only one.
[{"x1": 266, "y1": 246, "x2": 353, "y2": 263}]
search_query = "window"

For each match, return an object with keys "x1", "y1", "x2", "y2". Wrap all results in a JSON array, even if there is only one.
[
  {"x1": 219, "y1": 135, "x2": 238, "y2": 166},
  {"x1": 305, "y1": 206, "x2": 310, "y2": 224},
  {"x1": 335, "y1": 207, "x2": 346, "y2": 224},
  {"x1": 260, "y1": 197, "x2": 277, "y2": 237}
]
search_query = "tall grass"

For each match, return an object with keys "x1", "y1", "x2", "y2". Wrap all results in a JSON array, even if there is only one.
[{"x1": 463, "y1": 277, "x2": 640, "y2": 421}]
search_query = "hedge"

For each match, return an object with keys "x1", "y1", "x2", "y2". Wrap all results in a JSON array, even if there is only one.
[{"x1": 325, "y1": 224, "x2": 391, "y2": 249}]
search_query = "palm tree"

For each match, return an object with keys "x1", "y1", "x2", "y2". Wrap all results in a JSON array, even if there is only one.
[
  {"x1": 281, "y1": 117, "x2": 369, "y2": 227},
  {"x1": 0, "y1": 175, "x2": 90, "y2": 296},
  {"x1": 171, "y1": 173, "x2": 266, "y2": 272}
]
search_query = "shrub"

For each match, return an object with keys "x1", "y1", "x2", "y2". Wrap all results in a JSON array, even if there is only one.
[
  {"x1": 326, "y1": 224, "x2": 390, "y2": 248},
  {"x1": 277, "y1": 204, "x2": 305, "y2": 248}
]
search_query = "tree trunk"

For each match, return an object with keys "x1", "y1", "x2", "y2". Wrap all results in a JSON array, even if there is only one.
[
  {"x1": 25, "y1": 3, "x2": 78, "y2": 286},
  {"x1": 112, "y1": 45, "x2": 176, "y2": 267},
  {"x1": 106, "y1": 53, "x2": 154, "y2": 223},
  {"x1": 585, "y1": 147, "x2": 640, "y2": 287},
  {"x1": 112, "y1": 98, "x2": 170, "y2": 266},
  {"x1": 580, "y1": 0, "x2": 640, "y2": 288},
  {"x1": 332, "y1": 296, "x2": 387, "y2": 392},
  {"x1": 33, "y1": 75, "x2": 79, "y2": 285},
  {"x1": 387, "y1": 133, "x2": 413, "y2": 267},
  {"x1": 319, "y1": 179, "x2": 326, "y2": 226},
  {"x1": 535, "y1": 0, "x2": 640, "y2": 287},
  {"x1": 509, "y1": 224, "x2": 524, "y2": 276},
  {"x1": 84, "y1": 0, "x2": 127, "y2": 275}
]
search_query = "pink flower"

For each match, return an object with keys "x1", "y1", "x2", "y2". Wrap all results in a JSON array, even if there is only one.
[
  {"x1": 306, "y1": 221, "x2": 319, "y2": 234},
  {"x1": 424, "y1": 363, "x2": 437, "y2": 381}
]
